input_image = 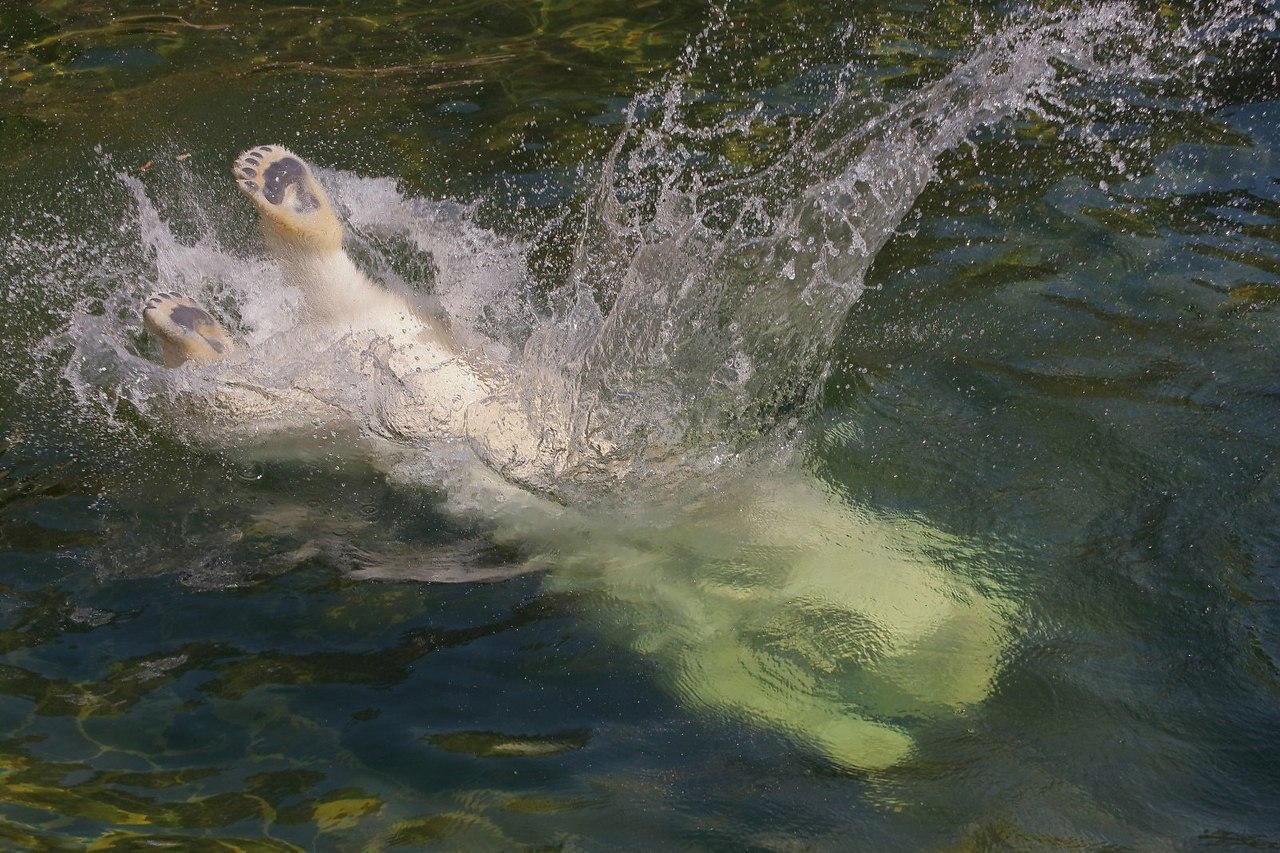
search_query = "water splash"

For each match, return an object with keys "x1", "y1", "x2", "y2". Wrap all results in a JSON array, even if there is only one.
[
  {"x1": 37, "y1": 1, "x2": 1262, "y2": 498},
  {"x1": 518, "y1": 2, "x2": 1202, "y2": 489}
]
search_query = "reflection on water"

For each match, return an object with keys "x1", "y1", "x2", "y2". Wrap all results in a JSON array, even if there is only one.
[{"x1": 2, "y1": 0, "x2": 1280, "y2": 848}]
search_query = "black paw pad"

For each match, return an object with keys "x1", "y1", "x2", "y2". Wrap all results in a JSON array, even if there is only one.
[
  {"x1": 168, "y1": 304, "x2": 213, "y2": 331},
  {"x1": 261, "y1": 156, "x2": 319, "y2": 211}
]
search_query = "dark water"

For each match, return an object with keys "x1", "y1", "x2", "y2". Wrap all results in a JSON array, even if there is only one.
[{"x1": 2, "y1": 0, "x2": 1280, "y2": 849}]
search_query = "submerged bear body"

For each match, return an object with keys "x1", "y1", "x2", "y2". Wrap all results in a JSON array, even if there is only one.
[{"x1": 140, "y1": 146, "x2": 1011, "y2": 772}]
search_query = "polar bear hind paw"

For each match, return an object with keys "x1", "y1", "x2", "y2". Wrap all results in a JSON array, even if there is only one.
[
  {"x1": 143, "y1": 291, "x2": 235, "y2": 367},
  {"x1": 234, "y1": 145, "x2": 343, "y2": 252}
]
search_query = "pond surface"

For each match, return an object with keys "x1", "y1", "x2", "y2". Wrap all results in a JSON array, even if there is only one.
[{"x1": 2, "y1": 0, "x2": 1280, "y2": 849}]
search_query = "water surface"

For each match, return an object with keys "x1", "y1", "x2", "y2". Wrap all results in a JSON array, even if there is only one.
[{"x1": 2, "y1": 0, "x2": 1279, "y2": 849}]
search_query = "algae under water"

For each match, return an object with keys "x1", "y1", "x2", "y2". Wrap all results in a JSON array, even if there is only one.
[{"x1": 1, "y1": 0, "x2": 1279, "y2": 849}]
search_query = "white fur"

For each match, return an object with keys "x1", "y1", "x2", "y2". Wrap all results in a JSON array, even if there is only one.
[{"x1": 143, "y1": 146, "x2": 1013, "y2": 772}]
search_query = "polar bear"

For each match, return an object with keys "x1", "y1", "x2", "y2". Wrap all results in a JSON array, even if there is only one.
[{"x1": 141, "y1": 145, "x2": 1010, "y2": 772}]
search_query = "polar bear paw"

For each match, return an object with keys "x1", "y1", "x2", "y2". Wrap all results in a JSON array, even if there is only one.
[
  {"x1": 233, "y1": 145, "x2": 343, "y2": 252},
  {"x1": 143, "y1": 291, "x2": 235, "y2": 367}
]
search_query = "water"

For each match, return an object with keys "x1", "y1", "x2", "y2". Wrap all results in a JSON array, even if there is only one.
[{"x1": 2, "y1": 0, "x2": 1279, "y2": 848}]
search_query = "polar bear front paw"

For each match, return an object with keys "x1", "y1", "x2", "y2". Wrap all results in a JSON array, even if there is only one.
[
  {"x1": 233, "y1": 145, "x2": 343, "y2": 252},
  {"x1": 143, "y1": 291, "x2": 236, "y2": 368}
]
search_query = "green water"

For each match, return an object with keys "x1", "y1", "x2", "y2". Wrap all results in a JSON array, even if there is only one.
[{"x1": 2, "y1": 0, "x2": 1280, "y2": 849}]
